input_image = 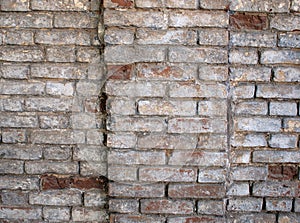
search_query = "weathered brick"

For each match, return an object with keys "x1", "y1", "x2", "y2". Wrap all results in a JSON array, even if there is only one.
[
  {"x1": 43, "y1": 146, "x2": 71, "y2": 160},
  {"x1": 35, "y1": 30, "x2": 90, "y2": 45},
  {"x1": 231, "y1": 133, "x2": 267, "y2": 147},
  {"x1": 198, "y1": 28, "x2": 228, "y2": 46},
  {"x1": 266, "y1": 198, "x2": 293, "y2": 212},
  {"x1": 31, "y1": 64, "x2": 87, "y2": 79},
  {"x1": 39, "y1": 115, "x2": 69, "y2": 129},
  {"x1": 104, "y1": 28, "x2": 135, "y2": 45},
  {"x1": 232, "y1": 84, "x2": 255, "y2": 99},
  {"x1": 104, "y1": 10, "x2": 167, "y2": 28},
  {"x1": 257, "y1": 84, "x2": 300, "y2": 99},
  {"x1": 230, "y1": 67, "x2": 271, "y2": 82},
  {"x1": 234, "y1": 117, "x2": 281, "y2": 132},
  {"x1": 270, "y1": 15, "x2": 300, "y2": 31},
  {"x1": 71, "y1": 113, "x2": 98, "y2": 129},
  {"x1": 295, "y1": 198, "x2": 300, "y2": 212},
  {"x1": 137, "y1": 63, "x2": 197, "y2": 81},
  {"x1": 0, "y1": 176, "x2": 39, "y2": 190},
  {"x1": 228, "y1": 213, "x2": 276, "y2": 223},
  {"x1": 230, "y1": 13, "x2": 268, "y2": 30},
  {"x1": 231, "y1": 150, "x2": 251, "y2": 164},
  {"x1": 80, "y1": 161, "x2": 107, "y2": 176},
  {"x1": 138, "y1": 99, "x2": 196, "y2": 116},
  {"x1": 46, "y1": 82, "x2": 74, "y2": 96},
  {"x1": 76, "y1": 47, "x2": 99, "y2": 62},
  {"x1": 228, "y1": 198, "x2": 263, "y2": 212},
  {"x1": 198, "y1": 100, "x2": 227, "y2": 116},
  {"x1": 139, "y1": 167, "x2": 197, "y2": 182},
  {"x1": 107, "y1": 98, "x2": 135, "y2": 116},
  {"x1": 253, "y1": 181, "x2": 297, "y2": 197},
  {"x1": 253, "y1": 150, "x2": 300, "y2": 163},
  {"x1": 227, "y1": 183, "x2": 250, "y2": 196},
  {"x1": 169, "y1": 183, "x2": 225, "y2": 198},
  {"x1": 138, "y1": 133, "x2": 197, "y2": 150},
  {"x1": 111, "y1": 214, "x2": 165, "y2": 223},
  {"x1": 278, "y1": 213, "x2": 300, "y2": 223},
  {"x1": 0, "y1": 160, "x2": 23, "y2": 174},
  {"x1": 108, "y1": 166, "x2": 137, "y2": 181},
  {"x1": 269, "y1": 134, "x2": 298, "y2": 148},
  {"x1": 109, "y1": 199, "x2": 139, "y2": 213},
  {"x1": 231, "y1": 31, "x2": 276, "y2": 47},
  {"x1": 43, "y1": 207, "x2": 70, "y2": 222},
  {"x1": 31, "y1": 0, "x2": 90, "y2": 11},
  {"x1": 200, "y1": 0, "x2": 229, "y2": 9},
  {"x1": 136, "y1": 29, "x2": 197, "y2": 45},
  {"x1": 29, "y1": 190, "x2": 82, "y2": 206},
  {"x1": 292, "y1": 0, "x2": 300, "y2": 11},
  {"x1": 0, "y1": 207, "x2": 42, "y2": 220},
  {"x1": 107, "y1": 64, "x2": 134, "y2": 80},
  {"x1": 165, "y1": 0, "x2": 198, "y2": 8},
  {"x1": 109, "y1": 182, "x2": 165, "y2": 198},
  {"x1": 197, "y1": 134, "x2": 227, "y2": 150},
  {"x1": 279, "y1": 33, "x2": 300, "y2": 48},
  {"x1": 108, "y1": 150, "x2": 165, "y2": 165},
  {"x1": 108, "y1": 116, "x2": 165, "y2": 132},
  {"x1": 2, "y1": 129, "x2": 26, "y2": 143},
  {"x1": 268, "y1": 165, "x2": 298, "y2": 180},
  {"x1": 86, "y1": 130, "x2": 104, "y2": 145},
  {"x1": 0, "y1": 98, "x2": 24, "y2": 112},
  {"x1": 0, "y1": 144, "x2": 42, "y2": 160},
  {"x1": 1, "y1": 0, "x2": 30, "y2": 11},
  {"x1": 230, "y1": 0, "x2": 289, "y2": 12},
  {"x1": 84, "y1": 191, "x2": 106, "y2": 207},
  {"x1": 0, "y1": 64, "x2": 29, "y2": 79},
  {"x1": 169, "y1": 11, "x2": 228, "y2": 27},
  {"x1": 135, "y1": 0, "x2": 163, "y2": 8},
  {"x1": 25, "y1": 97, "x2": 73, "y2": 112},
  {"x1": 169, "y1": 151, "x2": 227, "y2": 166},
  {"x1": 72, "y1": 207, "x2": 107, "y2": 222},
  {"x1": 168, "y1": 118, "x2": 227, "y2": 133},
  {"x1": 229, "y1": 49, "x2": 258, "y2": 64},
  {"x1": 234, "y1": 101, "x2": 268, "y2": 115},
  {"x1": 0, "y1": 114, "x2": 38, "y2": 128},
  {"x1": 169, "y1": 46, "x2": 227, "y2": 63},
  {"x1": 274, "y1": 67, "x2": 300, "y2": 82},
  {"x1": 46, "y1": 46, "x2": 76, "y2": 62},
  {"x1": 169, "y1": 82, "x2": 227, "y2": 98},
  {"x1": 198, "y1": 65, "x2": 228, "y2": 81},
  {"x1": 31, "y1": 130, "x2": 85, "y2": 144},
  {"x1": 198, "y1": 168, "x2": 226, "y2": 183},
  {"x1": 231, "y1": 166, "x2": 267, "y2": 181},
  {"x1": 283, "y1": 118, "x2": 300, "y2": 132},
  {"x1": 1, "y1": 190, "x2": 28, "y2": 205},
  {"x1": 261, "y1": 50, "x2": 300, "y2": 65},
  {"x1": 0, "y1": 13, "x2": 52, "y2": 28},
  {"x1": 0, "y1": 46, "x2": 44, "y2": 62},
  {"x1": 25, "y1": 161, "x2": 78, "y2": 174},
  {"x1": 5, "y1": 30, "x2": 34, "y2": 45},
  {"x1": 73, "y1": 145, "x2": 106, "y2": 161},
  {"x1": 198, "y1": 200, "x2": 224, "y2": 215},
  {"x1": 54, "y1": 13, "x2": 98, "y2": 28},
  {"x1": 107, "y1": 132, "x2": 136, "y2": 148},
  {"x1": 0, "y1": 81, "x2": 44, "y2": 95},
  {"x1": 105, "y1": 45, "x2": 166, "y2": 63},
  {"x1": 141, "y1": 199, "x2": 194, "y2": 214}
]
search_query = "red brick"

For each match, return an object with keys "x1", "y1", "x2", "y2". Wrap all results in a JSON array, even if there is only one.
[
  {"x1": 141, "y1": 199, "x2": 194, "y2": 214},
  {"x1": 41, "y1": 174, "x2": 107, "y2": 190},
  {"x1": 268, "y1": 165, "x2": 298, "y2": 180},
  {"x1": 110, "y1": 0, "x2": 133, "y2": 7},
  {"x1": 168, "y1": 183, "x2": 226, "y2": 198},
  {"x1": 107, "y1": 64, "x2": 133, "y2": 80},
  {"x1": 230, "y1": 13, "x2": 268, "y2": 30}
]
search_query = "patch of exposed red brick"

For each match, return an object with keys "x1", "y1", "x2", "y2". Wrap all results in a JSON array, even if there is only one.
[
  {"x1": 268, "y1": 165, "x2": 298, "y2": 180},
  {"x1": 107, "y1": 64, "x2": 133, "y2": 80},
  {"x1": 41, "y1": 174, "x2": 108, "y2": 190},
  {"x1": 230, "y1": 13, "x2": 268, "y2": 30},
  {"x1": 111, "y1": 0, "x2": 133, "y2": 7}
]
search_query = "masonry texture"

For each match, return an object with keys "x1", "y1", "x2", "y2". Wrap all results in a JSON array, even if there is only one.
[{"x1": 0, "y1": 0, "x2": 300, "y2": 222}]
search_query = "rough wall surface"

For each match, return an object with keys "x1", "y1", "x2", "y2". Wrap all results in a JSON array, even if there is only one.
[{"x1": 1, "y1": 0, "x2": 300, "y2": 222}]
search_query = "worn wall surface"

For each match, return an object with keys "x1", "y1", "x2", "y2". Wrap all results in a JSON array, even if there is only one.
[{"x1": 1, "y1": 0, "x2": 300, "y2": 222}]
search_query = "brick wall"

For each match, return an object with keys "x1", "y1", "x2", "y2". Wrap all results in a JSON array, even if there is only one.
[{"x1": 1, "y1": 0, "x2": 300, "y2": 222}]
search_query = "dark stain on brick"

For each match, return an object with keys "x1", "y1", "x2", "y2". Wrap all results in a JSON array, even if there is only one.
[
  {"x1": 41, "y1": 174, "x2": 108, "y2": 190},
  {"x1": 107, "y1": 64, "x2": 133, "y2": 80},
  {"x1": 111, "y1": 0, "x2": 133, "y2": 7},
  {"x1": 230, "y1": 13, "x2": 268, "y2": 30},
  {"x1": 268, "y1": 165, "x2": 298, "y2": 181}
]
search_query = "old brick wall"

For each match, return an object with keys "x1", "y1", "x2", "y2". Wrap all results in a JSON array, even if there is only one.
[{"x1": 0, "y1": 0, "x2": 300, "y2": 222}]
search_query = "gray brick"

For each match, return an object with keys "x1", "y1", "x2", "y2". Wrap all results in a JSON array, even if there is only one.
[
  {"x1": 197, "y1": 134, "x2": 227, "y2": 150},
  {"x1": 232, "y1": 84, "x2": 255, "y2": 99},
  {"x1": 35, "y1": 30, "x2": 90, "y2": 45},
  {"x1": 257, "y1": 84, "x2": 300, "y2": 99},
  {"x1": 229, "y1": 49, "x2": 258, "y2": 64},
  {"x1": 279, "y1": 33, "x2": 300, "y2": 48},
  {"x1": 230, "y1": 67, "x2": 271, "y2": 82},
  {"x1": 46, "y1": 82, "x2": 74, "y2": 96},
  {"x1": 234, "y1": 117, "x2": 281, "y2": 132},
  {"x1": 72, "y1": 207, "x2": 107, "y2": 222},
  {"x1": 109, "y1": 199, "x2": 139, "y2": 213},
  {"x1": 198, "y1": 28, "x2": 228, "y2": 46},
  {"x1": 0, "y1": 46, "x2": 44, "y2": 62},
  {"x1": 228, "y1": 213, "x2": 276, "y2": 223},
  {"x1": 266, "y1": 198, "x2": 292, "y2": 212},
  {"x1": 107, "y1": 132, "x2": 137, "y2": 148},
  {"x1": 25, "y1": 97, "x2": 73, "y2": 111},
  {"x1": 0, "y1": 98, "x2": 24, "y2": 111},
  {"x1": 253, "y1": 150, "x2": 300, "y2": 163},
  {"x1": 270, "y1": 15, "x2": 300, "y2": 31},
  {"x1": 231, "y1": 133, "x2": 267, "y2": 147},
  {"x1": 230, "y1": 31, "x2": 276, "y2": 47},
  {"x1": 107, "y1": 98, "x2": 135, "y2": 115},
  {"x1": 43, "y1": 207, "x2": 70, "y2": 221},
  {"x1": 283, "y1": 118, "x2": 300, "y2": 132},
  {"x1": 270, "y1": 102, "x2": 297, "y2": 116},
  {"x1": 104, "y1": 28, "x2": 135, "y2": 45},
  {"x1": 0, "y1": 176, "x2": 39, "y2": 190},
  {"x1": 76, "y1": 47, "x2": 99, "y2": 62},
  {"x1": 228, "y1": 198, "x2": 263, "y2": 212},
  {"x1": 0, "y1": 81, "x2": 44, "y2": 95},
  {"x1": 29, "y1": 190, "x2": 82, "y2": 206},
  {"x1": 5, "y1": 30, "x2": 34, "y2": 45},
  {"x1": 0, "y1": 64, "x2": 29, "y2": 79},
  {"x1": 199, "y1": 65, "x2": 228, "y2": 81},
  {"x1": 39, "y1": 115, "x2": 69, "y2": 129},
  {"x1": 198, "y1": 168, "x2": 226, "y2": 183},
  {"x1": 200, "y1": 0, "x2": 229, "y2": 9},
  {"x1": 0, "y1": 144, "x2": 42, "y2": 160},
  {"x1": 231, "y1": 150, "x2": 251, "y2": 164},
  {"x1": 31, "y1": 0, "x2": 90, "y2": 11},
  {"x1": 292, "y1": 0, "x2": 300, "y2": 11},
  {"x1": 261, "y1": 50, "x2": 300, "y2": 64},
  {"x1": 25, "y1": 161, "x2": 78, "y2": 174},
  {"x1": 31, "y1": 130, "x2": 85, "y2": 145},
  {"x1": 278, "y1": 213, "x2": 300, "y2": 223},
  {"x1": 84, "y1": 191, "x2": 106, "y2": 207},
  {"x1": 165, "y1": 0, "x2": 198, "y2": 8},
  {"x1": 169, "y1": 11, "x2": 228, "y2": 27},
  {"x1": 269, "y1": 134, "x2": 298, "y2": 148},
  {"x1": 1, "y1": 191, "x2": 28, "y2": 205},
  {"x1": 108, "y1": 166, "x2": 137, "y2": 181},
  {"x1": 227, "y1": 183, "x2": 249, "y2": 196},
  {"x1": 274, "y1": 67, "x2": 300, "y2": 82},
  {"x1": 135, "y1": 0, "x2": 163, "y2": 8},
  {"x1": 76, "y1": 81, "x2": 100, "y2": 96},
  {"x1": 0, "y1": 114, "x2": 38, "y2": 128},
  {"x1": 0, "y1": 160, "x2": 23, "y2": 174},
  {"x1": 0, "y1": 207, "x2": 42, "y2": 220},
  {"x1": 73, "y1": 145, "x2": 106, "y2": 162},
  {"x1": 231, "y1": 166, "x2": 267, "y2": 181},
  {"x1": 198, "y1": 200, "x2": 224, "y2": 215},
  {"x1": 80, "y1": 161, "x2": 107, "y2": 176},
  {"x1": 2, "y1": 129, "x2": 26, "y2": 143},
  {"x1": 198, "y1": 100, "x2": 227, "y2": 116},
  {"x1": 234, "y1": 101, "x2": 268, "y2": 115},
  {"x1": 0, "y1": 0, "x2": 30, "y2": 11},
  {"x1": 230, "y1": 0, "x2": 289, "y2": 12},
  {"x1": 295, "y1": 198, "x2": 300, "y2": 212},
  {"x1": 0, "y1": 13, "x2": 52, "y2": 28},
  {"x1": 169, "y1": 46, "x2": 227, "y2": 63},
  {"x1": 46, "y1": 46, "x2": 76, "y2": 62},
  {"x1": 43, "y1": 146, "x2": 72, "y2": 160},
  {"x1": 71, "y1": 113, "x2": 98, "y2": 129},
  {"x1": 54, "y1": 13, "x2": 98, "y2": 28},
  {"x1": 253, "y1": 181, "x2": 297, "y2": 197},
  {"x1": 105, "y1": 45, "x2": 166, "y2": 63}
]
